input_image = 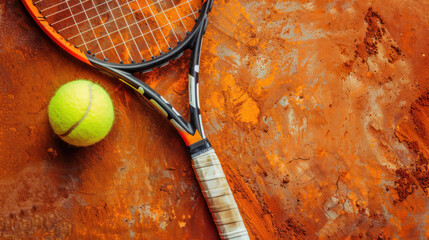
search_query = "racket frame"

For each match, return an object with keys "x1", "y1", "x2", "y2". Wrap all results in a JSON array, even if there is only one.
[
  {"x1": 22, "y1": 1, "x2": 251, "y2": 239},
  {"x1": 22, "y1": 0, "x2": 213, "y2": 146}
]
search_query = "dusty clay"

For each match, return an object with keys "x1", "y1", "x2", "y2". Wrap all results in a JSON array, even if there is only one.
[{"x1": 1, "y1": 0, "x2": 429, "y2": 239}]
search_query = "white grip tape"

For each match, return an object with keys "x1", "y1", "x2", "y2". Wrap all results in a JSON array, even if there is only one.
[
  {"x1": 192, "y1": 149, "x2": 250, "y2": 240},
  {"x1": 195, "y1": 164, "x2": 226, "y2": 182}
]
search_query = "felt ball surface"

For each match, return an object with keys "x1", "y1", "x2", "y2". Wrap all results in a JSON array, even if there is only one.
[{"x1": 48, "y1": 80, "x2": 114, "y2": 147}]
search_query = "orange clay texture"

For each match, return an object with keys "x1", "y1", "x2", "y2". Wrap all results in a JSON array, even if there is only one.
[{"x1": 1, "y1": 0, "x2": 429, "y2": 239}]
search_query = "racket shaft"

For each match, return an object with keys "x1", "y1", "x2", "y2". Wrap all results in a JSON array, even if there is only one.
[{"x1": 192, "y1": 149, "x2": 250, "y2": 240}]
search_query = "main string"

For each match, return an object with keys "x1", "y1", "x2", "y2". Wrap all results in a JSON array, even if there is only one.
[{"x1": 35, "y1": 0, "x2": 201, "y2": 63}]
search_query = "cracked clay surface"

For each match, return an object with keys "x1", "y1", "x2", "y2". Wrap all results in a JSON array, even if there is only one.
[{"x1": 1, "y1": 0, "x2": 429, "y2": 239}]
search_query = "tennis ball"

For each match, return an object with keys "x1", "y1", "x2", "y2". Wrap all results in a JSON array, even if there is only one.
[{"x1": 48, "y1": 80, "x2": 114, "y2": 147}]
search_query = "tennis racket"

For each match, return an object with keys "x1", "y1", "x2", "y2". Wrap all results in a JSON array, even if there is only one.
[{"x1": 22, "y1": 0, "x2": 250, "y2": 239}]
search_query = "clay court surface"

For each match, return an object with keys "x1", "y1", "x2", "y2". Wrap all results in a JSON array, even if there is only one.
[{"x1": 1, "y1": 0, "x2": 429, "y2": 239}]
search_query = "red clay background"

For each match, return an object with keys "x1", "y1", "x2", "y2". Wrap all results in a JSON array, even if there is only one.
[{"x1": 1, "y1": 0, "x2": 429, "y2": 239}]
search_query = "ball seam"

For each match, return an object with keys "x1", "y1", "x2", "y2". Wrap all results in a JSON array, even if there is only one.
[{"x1": 59, "y1": 83, "x2": 93, "y2": 137}]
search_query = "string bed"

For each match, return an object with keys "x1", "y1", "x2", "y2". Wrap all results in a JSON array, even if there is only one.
[{"x1": 34, "y1": 0, "x2": 202, "y2": 64}]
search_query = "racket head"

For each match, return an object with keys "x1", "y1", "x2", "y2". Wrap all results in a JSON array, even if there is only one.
[{"x1": 23, "y1": 0, "x2": 211, "y2": 70}]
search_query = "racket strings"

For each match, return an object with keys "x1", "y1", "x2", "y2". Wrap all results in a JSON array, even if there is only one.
[
  {"x1": 54, "y1": 0, "x2": 163, "y2": 59},
  {"x1": 34, "y1": 0, "x2": 202, "y2": 64},
  {"x1": 79, "y1": 11, "x2": 198, "y2": 57}
]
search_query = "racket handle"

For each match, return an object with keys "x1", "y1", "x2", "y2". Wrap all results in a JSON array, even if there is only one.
[{"x1": 192, "y1": 148, "x2": 250, "y2": 240}]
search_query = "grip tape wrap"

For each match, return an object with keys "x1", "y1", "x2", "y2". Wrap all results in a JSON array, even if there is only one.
[{"x1": 192, "y1": 148, "x2": 250, "y2": 240}]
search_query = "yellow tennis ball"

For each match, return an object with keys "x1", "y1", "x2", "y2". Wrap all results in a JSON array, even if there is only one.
[{"x1": 48, "y1": 80, "x2": 114, "y2": 147}]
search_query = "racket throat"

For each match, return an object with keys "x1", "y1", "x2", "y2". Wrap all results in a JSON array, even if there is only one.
[{"x1": 188, "y1": 25, "x2": 206, "y2": 140}]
